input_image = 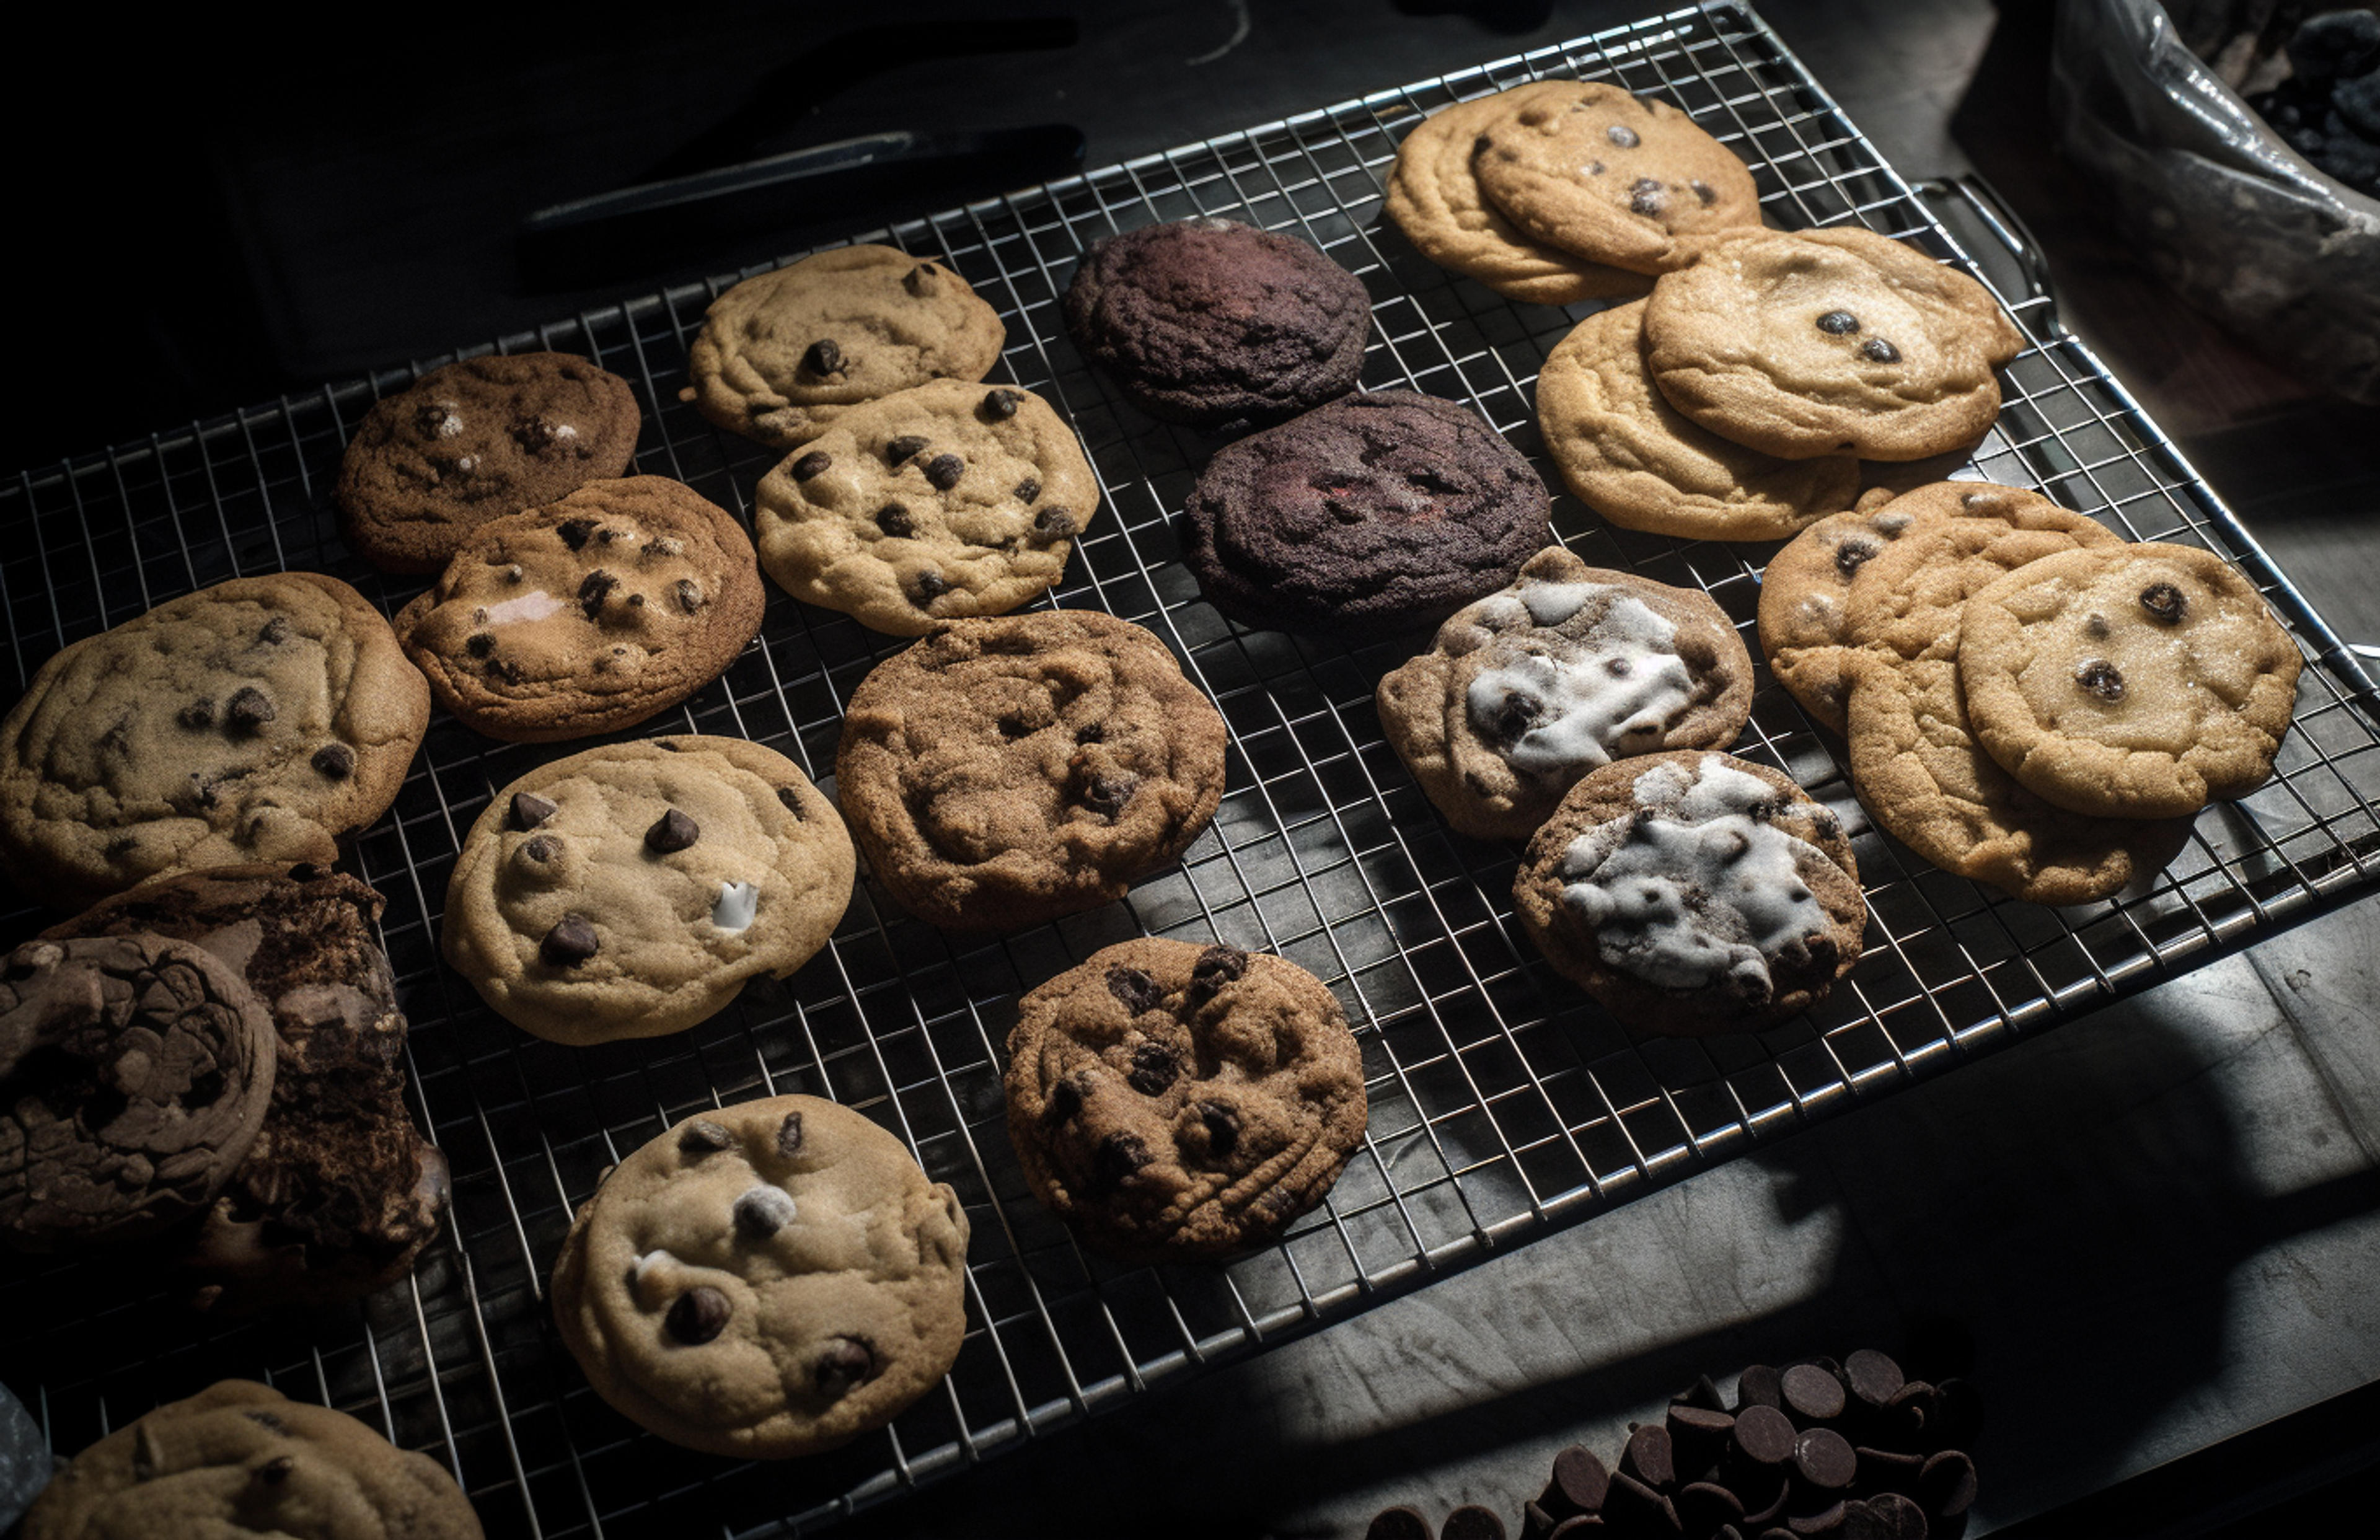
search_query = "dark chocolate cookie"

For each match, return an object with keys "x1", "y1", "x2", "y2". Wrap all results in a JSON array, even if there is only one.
[
  {"x1": 1183, "y1": 390, "x2": 1551, "y2": 640},
  {"x1": 45, "y1": 865, "x2": 449, "y2": 1310},
  {"x1": 1061, "y1": 216, "x2": 1372, "y2": 429}
]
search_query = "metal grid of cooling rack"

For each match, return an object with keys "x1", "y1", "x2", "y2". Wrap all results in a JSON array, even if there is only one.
[{"x1": 6, "y1": 3, "x2": 2380, "y2": 1536}]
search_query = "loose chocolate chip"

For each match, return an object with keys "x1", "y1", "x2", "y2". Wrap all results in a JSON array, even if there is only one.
[
  {"x1": 734, "y1": 1185, "x2": 797, "y2": 1238},
  {"x1": 1126, "y1": 1043, "x2": 1179, "y2": 1096},
  {"x1": 1621, "y1": 1424, "x2": 1674, "y2": 1489},
  {"x1": 226, "y1": 686, "x2": 276, "y2": 733},
  {"x1": 1861, "y1": 337, "x2": 1901, "y2": 364},
  {"x1": 1092, "y1": 1132, "x2": 1150, "y2": 1191},
  {"x1": 1545, "y1": 1445, "x2": 1610, "y2": 1516},
  {"x1": 1737, "y1": 1363, "x2": 1784, "y2": 1410},
  {"x1": 579, "y1": 569, "x2": 618, "y2": 619},
  {"x1": 1601, "y1": 1472, "x2": 1673, "y2": 1529},
  {"x1": 925, "y1": 453, "x2": 965, "y2": 490},
  {"x1": 981, "y1": 387, "x2": 1024, "y2": 420},
  {"x1": 803, "y1": 338, "x2": 843, "y2": 376},
  {"x1": 510, "y1": 791, "x2": 558, "y2": 830},
  {"x1": 1013, "y1": 476, "x2": 1041, "y2": 503},
  {"x1": 1734, "y1": 1402, "x2": 1797, "y2": 1466},
  {"x1": 1796, "y1": 1428, "x2": 1858, "y2": 1490},
  {"x1": 674, "y1": 578, "x2": 703, "y2": 614},
  {"x1": 1107, "y1": 966, "x2": 1165, "y2": 1014},
  {"x1": 1676, "y1": 1373, "x2": 1729, "y2": 1413},
  {"x1": 876, "y1": 503, "x2": 915, "y2": 537},
  {"x1": 1199, "y1": 1101, "x2": 1240, "y2": 1157},
  {"x1": 312, "y1": 744, "x2": 355, "y2": 778},
  {"x1": 177, "y1": 699, "x2": 214, "y2": 730},
  {"x1": 258, "y1": 615, "x2": 289, "y2": 644},
  {"x1": 903, "y1": 263, "x2": 936, "y2": 296},
  {"x1": 646, "y1": 807, "x2": 700, "y2": 853},
  {"x1": 777, "y1": 1109, "x2": 804, "y2": 1156},
  {"x1": 817, "y1": 1336, "x2": 878, "y2": 1393},
  {"x1": 1677, "y1": 1484, "x2": 1745, "y2": 1533},
  {"x1": 540, "y1": 914, "x2": 599, "y2": 966},
  {"x1": 912, "y1": 570, "x2": 950, "y2": 605},
  {"x1": 791, "y1": 451, "x2": 832, "y2": 482},
  {"x1": 1608, "y1": 123, "x2": 1641, "y2": 147},
  {"x1": 1082, "y1": 772, "x2": 1139, "y2": 817},
  {"x1": 1817, "y1": 310, "x2": 1861, "y2": 335},
  {"x1": 1364, "y1": 1509, "x2": 1433, "y2": 1540},
  {"x1": 1189, "y1": 945, "x2": 1250, "y2": 1000},
  {"x1": 2140, "y1": 581, "x2": 2185, "y2": 623},
  {"x1": 1668, "y1": 1404, "x2": 1735, "y2": 1460},
  {"x1": 1692, "y1": 180, "x2": 1717, "y2": 205},
  {"x1": 679, "y1": 1119, "x2": 732, "y2": 1154},
  {"x1": 1442, "y1": 1507, "x2": 1505, "y2": 1540},
  {"x1": 1884, "y1": 1381, "x2": 1939, "y2": 1441},
  {"x1": 1783, "y1": 1363, "x2": 1847, "y2": 1422},
  {"x1": 1032, "y1": 506, "x2": 1077, "y2": 539},
  {"x1": 776, "y1": 787, "x2": 807, "y2": 820},
  {"x1": 664, "y1": 1285, "x2": 731, "y2": 1344},
  {"x1": 558, "y1": 517, "x2": 598, "y2": 550},
  {"x1": 1786, "y1": 1501, "x2": 1844, "y2": 1536},
  {"x1": 2076, "y1": 658, "x2": 2124, "y2": 700},
  {"x1": 256, "y1": 1455, "x2": 294, "y2": 1485},
  {"x1": 1843, "y1": 1348, "x2": 1905, "y2": 1409},
  {"x1": 1841, "y1": 1493, "x2": 1928, "y2": 1540},
  {"x1": 522, "y1": 835, "x2": 560, "y2": 863},
  {"x1": 1630, "y1": 178, "x2": 1665, "y2": 215},
  {"x1": 1918, "y1": 1451, "x2": 1976, "y2": 1517},
  {"x1": 886, "y1": 434, "x2": 930, "y2": 464}
]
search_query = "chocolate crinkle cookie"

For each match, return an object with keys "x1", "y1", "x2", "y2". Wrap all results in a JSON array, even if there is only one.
[
  {"x1": 1183, "y1": 390, "x2": 1552, "y2": 641},
  {"x1": 1005, "y1": 938, "x2": 1367, "y2": 1261}
]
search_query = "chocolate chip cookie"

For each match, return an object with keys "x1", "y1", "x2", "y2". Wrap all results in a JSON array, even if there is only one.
[
  {"x1": 337, "y1": 351, "x2": 642, "y2": 574},
  {"x1": 1005, "y1": 938, "x2": 1366, "y2": 1260},
  {"x1": 550, "y1": 1096, "x2": 969, "y2": 1459},
  {"x1": 752, "y1": 380, "x2": 1100, "y2": 636},
  {"x1": 1384, "y1": 83, "x2": 1653, "y2": 306},
  {"x1": 1958, "y1": 543, "x2": 2303, "y2": 819},
  {"x1": 393, "y1": 476, "x2": 766, "y2": 742},
  {"x1": 685, "y1": 245, "x2": 1006, "y2": 451},
  {"x1": 1755, "y1": 494, "x2": 1926, "y2": 734},
  {"x1": 834, "y1": 611, "x2": 1227, "y2": 931},
  {"x1": 1471, "y1": 81, "x2": 1762, "y2": 275},
  {"x1": 46, "y1": 865, "x2": 448, "y2": 1310},
  {"x1": 22, "y1": 1379, "x2": 482, "y2": 1540},
  {"x1": 0, "y1": 574, "x2": 431, "y2": 912},
  {"x1": 1183, "y1": 390, "x2": 1551, "y2": 641},
  {"x1": 1, "y1": 933, "x2": 276, "y2": 1254},
  {"x1": 1377, "y1": 546, "x2": 1754, "y2": 841},
  {"x1": 1536, "y1": 301, "x2": 1859, "y2": 541},
  {"x1": 1642, "y1": 227, "x2": 2026, "y2": 460},
  {"x1": 1511, "y1": 752, "x2": 1866, "y2": 1034},
  {"x1": 442, "y1": 736, "x2": 854, "y2": 1045},
  {"x1": 1062, "y1": 216, "x2": 1372, "y2": 429}
]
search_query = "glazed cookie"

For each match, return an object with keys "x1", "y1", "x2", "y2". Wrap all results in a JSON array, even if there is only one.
[
  {"x1": 752, "y1": 380, "x2": 1100, "y2": 636},
  {"x1": 1958, "y1": 543, "x2": 2303, "y2": 819},
  {"x1": 1471, "y1": 81, "x2": 1762, "y2": 275},
  {"x1": 1, "y1": 934, "x2": 276, "y2": 1254},
  {"x1": 46, "y1": 865, "x2": 449, "y2": 1311},
  {"x1": 1536, "y1": 301, "x2": 1859, "y2": 541},
  {"x1": 1383, "y1": 83, "x2": 1653, "y2": 306},
  {"x1": 394, "y1": 476, "x2": 766, "y2": 742},
  {"x1": 1004, "y1": 938, "x2": 1367, "y2": 1260},
  {"x1": 685, "y1": 244, "x2": 1006, "y2": 451},
  {"x1": 1511, "y1": 752, "x2": 1865, "y2": 1034},
  {"x1": 1756, "y1": 498, "x2": 1930, "y2": 734},
  {"x1": 550, "y1": 1096, "x2": 969, "y2": 1459},
  {"x1": 1183, "y1": 390, "x2": 1551, "y2": 641},
  {"x1": 22, "y1": 1379, "x2": 482, "y2": 1540},
  {"x1": 835, "y1": 612, "x2": 1226, "y2": 931},
  {"x1": 1061, "y1": 216, "x2": 1373, "y2": 429},
  {"x1": 1642, "y1": 227, "x2": 2026, "y2": 460},
  {"x1": 1847, "y1": 656, "x2": 2192, "y2": 905},
  {"x1": 442, "y1": 737, "x2": 854, "y2": 1044},
  {"x1": 1376, "y1": 547, "x2": 1755, "y2": 841},
  {"x1": 0, "y1": 574, "x2": 431, "y2": 912},
  {"x1": 337, "y1": 351, "x2": 641, "y2": 574}
]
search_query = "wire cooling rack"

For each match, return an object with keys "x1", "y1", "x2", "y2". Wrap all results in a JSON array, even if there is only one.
[{"x1": 7, "y1": 3, "x2": 2380, "y2": 1536}]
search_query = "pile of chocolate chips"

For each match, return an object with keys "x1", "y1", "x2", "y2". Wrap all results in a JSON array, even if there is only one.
[
  {"x1": 2246, "y1": 9, "x2": 2380, "y2": 198},
  {"x1": 1364, "y1": 1348, "x2": 1978, "y2": 1540}
]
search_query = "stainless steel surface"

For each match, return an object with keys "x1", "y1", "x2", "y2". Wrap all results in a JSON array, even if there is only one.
[{"x1": 4, "y1": 4, "x2": 2378, "y2": 1537}]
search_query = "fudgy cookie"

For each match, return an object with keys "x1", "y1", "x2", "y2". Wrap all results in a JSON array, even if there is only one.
[
  {"x1": 337, "y1": 351, "x2": 642, "y2": 574},
  {"x1": 22, "y1": 1379, "x2": 482, "y2": 1540},
  {"x1": 751, "y1": 380, "x2": 1100, "y2": 636},
  {"x1": 1, "y1": 934, "x2": 276, "y2": 1254},
  {"x1": 1511, "y1": 752, "x2": 1866, "y2": 1034},
  {"x1": 1958, "y1": 543, "x2": 2303, "y2": 819},
  {"x1": 685, "y1": 245, "x2": 1005, "y2": 451},
  {"x1": 1062, "y1": 216, "x2": 1373, "y2": 429},
  {"x1": 1536, "y1": 301, "x2": 1859, "y2": 541},
  {"x1": 1471, "y1": 81, "x2": 1762, "y2": 275},
  {"x1": 1642, "y1": 227, "x2": 2026, "y2": 460},
  {"x1": 1004, "y1": 938, "x2": 1367, "y2": 1260},
  {"x1": 0, "y1": 574, "x2": 431, "y2": 912},
  {"x1": 394, "y1": 476, "x2": 765, "y2": 742},
  {"x1": 834, "y1": 612, "x2": 1227, "y2": 931},
  {"x1": 442, "y1": 737, "x2": 854, "y2": 1044},
  {"x1": 1384, "y1": 83, "x2": 1653, "y2": 306},
  {"x1": 550, "y1": 1096, "x2": 969, "y2": 1459},
  {"x1": 1183, "y1": 390, "x2": 1551, "y2": 640},
  {"x1": 46, "y1": 865, "x2": 449, "y2": 1310},
  {"x1": 1377, "y1": 546, "x2": 1755, "y2": 840}
]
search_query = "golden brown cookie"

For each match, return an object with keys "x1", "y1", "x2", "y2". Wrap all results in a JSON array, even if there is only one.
[{"x1": 1756, "y1": 499, "x2": 1931, "y2": 735}]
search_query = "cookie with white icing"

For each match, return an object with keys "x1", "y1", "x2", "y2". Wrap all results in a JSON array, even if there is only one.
[
  {"x1": 550, "y1": 1096, "x2": 969, "y2": 1459},
  {"x1": 1511, "y1": 751, "x2": 1865, "y2": 1034},
  {"x1": 441, "y1": 737, "x2": 853, "y2": 1044},
  {"x1": 1377, "y1": 547, "x2": 1753, "y2": 840}
]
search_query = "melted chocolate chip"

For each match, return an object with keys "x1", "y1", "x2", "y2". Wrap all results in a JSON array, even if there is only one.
[
  {"x1": 1091, "y1": 1132, "x2": 1150, "y2": 1192},
  {"x1": 912, "y1": 570, "x2": 950, "y2": 605},
  {"x1": 679, "y1": 1119, "x2": 732, "y2": 1154},
  {"x1": 558, "y1": 517, "x2": 598, "y2": 550},
  {"x1": 1107, "y1": 966, "x2": 1164, "y2": 1014},
  {"x1": 521, "y1": 834, "x2": 561, "y2": 864},
  {"x1": 776, "y1": 786, "x2": 807, "y2": 819},
  {"x1": 258, "y1": 615, "x2": 289, "y2": 644},
  {"x1": 1608, "y1": 123, "x2": 1641, "y2": 147},
  {"x1": 1835, "y1": 537, "x2": 1880, "y2": 578},
  {"x1": 674, "y1": 578, "x2": 703, "y2": 614},
  {"x1": 886, "y1": 434, "x2": 930, "y2": 464},
  {"x1": 981, "y1": 387, "x2": 1024, "y2": 420},
  {"x1": 466, "y1": 632, "x2": 495, "y2": 659},
  {"x1": 925, "y1": 453, "x2": 965, "y2": 490},
  {"x1": 510, "y1": 791, "x2": 558, "y2": 830},
  {"x1": 257, "y1": 1455, "x2": 294, "y2": 1485},
  {"x1": 1691, "y1": 179, "x2": 1716, "y2": 205},
  {"x1": 2141, "y1": 581, "x2": 2185, "y2": 623},
  {"x1": 733, "y1": 1186, "x2": 796, "y2": 1238},
  {"x1": 645, "y1": 807, "x2": 700, "y2": 853},
  {"x1": 876, "y1": 503, "x2": 915, "y2": 537},
  {"x1": 1817, "y1": 310, "x2": 1861, "y2": 335},
  {"x1": 177, "y1": 699, "x2": 214, "y2": 731},
  {"x1": 1046, "y1": 1076, "x2": 1083, "y2": 1124},
  {"x1": 312, "y1": 744, "x2": 355, "y2": 778},
  {"x1": 1126, "y1": 1043, "x2": 1179, "y2": 1096},
  {"x1": 1199, "y1": 1101, "x2": 1240, "y2": 1157},
  {"x1": 817, "y1": 1337, "x2": 878, "y2": 1393},
  {"x1": 1861, "y1": 337, "x2": 1901, "y2": 364},
  {"x1": 578, "y1": 569, "x2": 618, "y2": 619},
  {"x1": 1489, "y1": 690, "x2": 1539, "y2": 741},
  {"x1": 665, "y1": 1285, "x2": 731, "y2": 1344},
  {"x1": 777, "y1": 1109, "x2": 804, "y2": 1156},
  {"x1": 1077, "y1": 722, "x2": 1104, "y2": 744},
  {"x1": 1629, "y1": 178, "x2": 1665, "y2": 215},
  {"x1": 1188, "y1": 945, "x2": 1250, "y2": 1001},
  {"x1": 512, "y1": 415, "x2": 558, "y2": 452},
  {"x1": 226, "y1": 686, "x2": 275, "y2": 734},
  {"x1": 803, "y1": 338, "x2": 843, "y2": 376},
  {"x1": 1031, "y1": 506, "x2": 1077, "y2": 540},
  {"x1": 540, "y1": 914, "x2": 599, "y2": 966},
  {"x1": 1082, "y1": 772, "x2": 1139, "y2": 817},
  {"x1": 2076, "y1": 658, "x2": 2125, "y2": 700},
  {"x1": 791, "y1": 451, "x2": 831, "y2": 482},
  {"x1": 1013, "y1": 476, "x2": 1041, "y2": 503}
]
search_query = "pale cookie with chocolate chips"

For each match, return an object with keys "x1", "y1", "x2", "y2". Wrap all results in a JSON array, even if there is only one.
[
  {"x1": 1377, "y1": 545, "x2": 1753, "y2": 841},
  {"x1": 550, "y1": 1096, "x2": 969, "y2": 1459},
  {"x1": 1471, "y1": 81, "x2": 1762, "y2": 275},
  {"x1": 1643, "y1": 227, "x2": 2026, "y2": 460},
  {"x1": 1384, "y1": 82, "x2": 1652, "y2": 306},
  {"x1": 1957, "y1": 543, "x2": 2303, "y2": 819},
  {"x1": 0, "y1": 574, "x2": 431, "y2": 911},
  {"x1": 1536, "y1": 301, "x2": 1858, "y2": 541},
  {"x1": 442, "y1": 736, "x2": 853, "y2": 1044},
  {"x1": 337, "y1": 351, "x2": 641, "y2": 574},
  {"x1": 1840, "y1": 482, "x2": 2122, "y2": 667},
  {"x1": 1511, "y1": 751, "x2": 1866, "y2": 1034},
  {"x1": 1756, "y1": 494, "x2": 1928, "y2": 734},
  {"x1": 22, "y1": 1379, "x2": 483, "y2": 1540},
  {"x1": 752, "y1": 381, "x2": 1100, "y2": 636},
  {"x1": 394, "y1": 476, "x2": 766, "y2": 742},
  {"x1": 1005, "y1": 938, "x2": 1366, "y2": 1261},
  {"x1": 834, "y1": 612, "x2": 1227, "y2": 932},
  {"x1": 685, "y1": 245, "x2": 1006, "y2": 451}
]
